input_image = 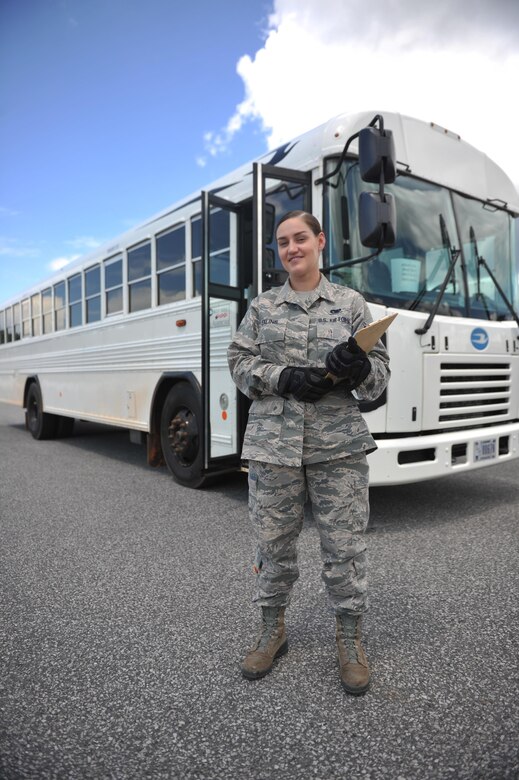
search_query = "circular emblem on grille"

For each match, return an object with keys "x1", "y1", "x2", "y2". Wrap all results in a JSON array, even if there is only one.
[{"x1": 470, "y1": 327, "x2": 489, "y2": 350}]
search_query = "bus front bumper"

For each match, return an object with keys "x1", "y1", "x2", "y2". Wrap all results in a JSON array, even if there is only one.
[{"x1": 368, "y1": 422, "x2": 519, "y2": 486}]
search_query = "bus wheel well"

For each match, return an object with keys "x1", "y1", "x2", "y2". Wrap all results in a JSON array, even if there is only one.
[
  {"x1": 25, "y1": 378, "x2": 60, "y2": 440},
  {"x1": 148, "y1": 375, "x2": 201, "y2": 469},
  {"x1": 23, "y1": 376, "x2": 39, "y2": 409},
  {"x1": 23, "y1": 376, "x2": 75, "y2": 439}
]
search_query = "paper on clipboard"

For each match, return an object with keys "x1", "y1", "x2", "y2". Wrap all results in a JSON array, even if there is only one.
[{"x1": 354, "y1": 313, "x2": 398, "y2": 353}]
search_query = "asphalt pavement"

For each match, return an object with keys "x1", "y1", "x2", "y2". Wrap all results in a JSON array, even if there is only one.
[{"x1": 0, "y1": 402, "x2": 518, "y2": 780}]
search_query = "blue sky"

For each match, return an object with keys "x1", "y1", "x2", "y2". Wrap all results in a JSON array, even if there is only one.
[
  {"x1": 2, "y1": 0, "x2": 518, "y2": 303},
  {"x1": 0, "y1": 0, "x2": 271, "y2": 299}
]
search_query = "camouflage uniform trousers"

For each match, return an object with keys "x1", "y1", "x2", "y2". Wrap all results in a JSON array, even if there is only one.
[{"x1": 248, "y1": 454, "x2": 369, "y2": 615}]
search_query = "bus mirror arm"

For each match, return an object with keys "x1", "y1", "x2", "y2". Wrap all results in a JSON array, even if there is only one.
[
  {"x1": 470, "y1": 225, "x2": 519, "y2": 332},
  {"x1": 315, "y1": 132, "x2": 360, "y2": 187},
  {"x1": 324, "y1": 231, "x2": 393, "y2": 275},
  {"x1": 315, "y1": 113, "x2": 396, "y2": 187}
]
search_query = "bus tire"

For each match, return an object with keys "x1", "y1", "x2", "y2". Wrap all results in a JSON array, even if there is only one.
[
  {"x1": 26, "y1": 383, "x2": 59, "y2": 440},
  {"x1": 160, "y1": 383, "x2": 205, "y2": 488}
]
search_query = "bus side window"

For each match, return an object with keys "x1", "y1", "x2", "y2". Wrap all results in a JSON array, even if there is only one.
[
  {"x1": 5, "y1": 307, "x2": 13, "y2": 342},
  {"x1": 31, "y1": 292, "x2": 41, "y2": 336},
  {"x1": 22, "y1": 299, "x2": 31, "y2": 338},
  {"x1": 157, "y1": 225, "x2": 186, "y2": 305},
  {"x1": 42, "y1": 288, "x2": 53, "y2": 333},
  {"x1": 54, "y1": 281, "x2": 66, "y2": 331},
  {"x1": 105, "y1": 257, "x2": 123, "y2": 315},
  {"x1": 128, "y1": 242, "x2": 151, "y2": 313},
  {"x1": 13, "y1": 303, "x2": 21, "y2": 341},
  {"x1": 68, "y1": 274, "x2": 83, "y2": 328},
  {"x1": 191, "y1": 216, "x2": 202, "y2": 297},
  {"x1": 85, "y1": 265, "x2": 101, "y2": 323}
]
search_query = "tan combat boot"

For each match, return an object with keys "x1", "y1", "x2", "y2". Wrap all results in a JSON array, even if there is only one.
[
  {"x1": 336, "y1": 613, "x2": 370, "y2": 695},
  {"x1": 241, "y1": 606, "x2": 288, "y2": 680}
]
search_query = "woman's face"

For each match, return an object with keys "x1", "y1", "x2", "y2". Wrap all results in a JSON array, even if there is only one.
[{"x1": 276, "y1": 217, "x2": 325, "y2": 285}]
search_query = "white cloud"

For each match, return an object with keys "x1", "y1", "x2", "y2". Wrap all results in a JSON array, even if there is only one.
[
  {"x1": 207, "y1": 0, "x2": 519, "y2": 188},
  {"x1": 270, "y1": 0, "x2": 519, "y2": 51},
  {"x1": 200, "y1": 101, "x2": 255, "y2": 163},
  {"x1": 48, "y1": 255, "x2": 80, "y2": 272}
]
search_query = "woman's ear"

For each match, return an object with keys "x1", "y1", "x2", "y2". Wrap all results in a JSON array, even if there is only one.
[{"x1": 318, "y1": 232, "x2": 326, "y2": 252}]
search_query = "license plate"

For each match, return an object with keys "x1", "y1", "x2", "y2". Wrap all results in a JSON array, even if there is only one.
[{"x1": 474, "y1": 438, "x2": 497, "y2": 462}]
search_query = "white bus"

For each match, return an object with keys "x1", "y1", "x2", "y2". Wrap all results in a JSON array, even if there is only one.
[{"x1": 1, "y1": 110, "x2": 518, "y2": 487}]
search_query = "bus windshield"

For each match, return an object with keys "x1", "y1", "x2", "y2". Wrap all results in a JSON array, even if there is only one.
[{"x1": 323, "y1": 159, "x2": 517, "y2": 321}]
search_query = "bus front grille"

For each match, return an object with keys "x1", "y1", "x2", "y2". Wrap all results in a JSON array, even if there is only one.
[{"x1": 437, "y1": 362, "x2": 511, "y2": 425}]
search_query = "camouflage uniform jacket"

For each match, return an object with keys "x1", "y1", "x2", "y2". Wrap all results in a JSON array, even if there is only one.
[{"x1": 227, "y1": 274, "x2": 390, "y2": 467}]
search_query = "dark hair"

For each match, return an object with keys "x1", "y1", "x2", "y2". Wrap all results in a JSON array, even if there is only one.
[{"x1": 276, "y1": 210, "x2": 322, "y2": 237}]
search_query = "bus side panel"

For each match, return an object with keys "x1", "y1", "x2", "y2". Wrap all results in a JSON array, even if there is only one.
[
  {"x1": 0, "y1": 361, "x2": 26, "y2": 406},
  {"x1": 0, "y1": 303, "x2": 202, "y2": 430}
]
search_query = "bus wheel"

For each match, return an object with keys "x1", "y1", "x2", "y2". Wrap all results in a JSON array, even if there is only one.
[
  {"x1": 160, "y1": 383, "x2": 205, "y2": 487},
  {"x1": 26, "y1": 383, "x2": 58, "y2": 440}
]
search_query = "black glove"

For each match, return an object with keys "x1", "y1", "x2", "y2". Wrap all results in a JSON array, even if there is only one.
[
  {"x1": 278, "y1": 367, "x2": 334, "y2": 402},
  {"x1": 325, "y1": 336, "x2": 371, "y2": 389}
]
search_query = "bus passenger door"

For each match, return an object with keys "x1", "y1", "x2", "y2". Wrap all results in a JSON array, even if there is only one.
[
  {"x1": 253, "y1": 163, "x2": 312, "y2": 293},
  {"x1": 201, "y1": 192, "x2": 244, "y2": 474}
]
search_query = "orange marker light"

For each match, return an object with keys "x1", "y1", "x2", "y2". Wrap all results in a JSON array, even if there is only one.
[
  {"x1": 176, "y1": 319, "x2": 187, "y2": 327},
  {"x1": 222, "y1": 410, "x2": 228, "y2": 420}
]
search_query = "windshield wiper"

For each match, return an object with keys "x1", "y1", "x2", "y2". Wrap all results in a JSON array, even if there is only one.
[
  {"x1": 470, "y1": 225, "x2": 519, "y2": 330},
  {"x1": 415, "y1": 215, "x2": 461, "y2": 335},
  {"x1": 472, "y1": 224, "x2": 493, "y2": 321}
]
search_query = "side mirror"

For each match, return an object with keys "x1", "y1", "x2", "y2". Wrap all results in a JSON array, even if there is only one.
[
  {"x1": 358, "y1": 120, "x2": 397, "y2": 248},
  {"x1": 359, "y1": 127, "x2": 396, "y2": 184},
  {"x1": 359, "y1": 191, "x2": 396, "y2": 248}
]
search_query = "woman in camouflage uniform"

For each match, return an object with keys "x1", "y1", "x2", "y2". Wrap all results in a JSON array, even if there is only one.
[{"x1": 227, "y1": 211, "x2": 390, "y2": 695}]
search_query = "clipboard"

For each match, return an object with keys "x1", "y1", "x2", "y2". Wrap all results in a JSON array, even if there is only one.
[
  {"x1": 325, "y1": 312, "x2": 397, "y2": 382},
  {"x1": 353, "y1": 312, "x2": 397, "y2": 353}
]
